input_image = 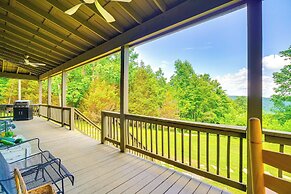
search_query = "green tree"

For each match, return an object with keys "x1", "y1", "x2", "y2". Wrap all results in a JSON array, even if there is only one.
[
  {"x1": 170, "y1": 60, "x2": 232, "y2": 123},
  {"x1": 80, "y1": 78, "x2": 119, "y2": 122},
  {"x1": 271, "y1": 46, "x2": 291, "y2": 125},
  {"x1": 0, "y1": 78, "x2": 9, "y2": 104},
  {"x1": 129, "y1": 62, "x2": 161, "y2": 116}
]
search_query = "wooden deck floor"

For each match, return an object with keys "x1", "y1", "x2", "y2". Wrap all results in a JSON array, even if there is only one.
[{"x1": 14, "y1": 117, "x2": 230, "y2": 194}]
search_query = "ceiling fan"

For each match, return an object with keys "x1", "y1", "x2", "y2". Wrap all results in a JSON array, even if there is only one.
[
  {"x1": 65, "y1": 0, "x2": 132, "y2": 23},
  {"x1": 23, "y1": 55, "x2": 46, "y2": 67}
]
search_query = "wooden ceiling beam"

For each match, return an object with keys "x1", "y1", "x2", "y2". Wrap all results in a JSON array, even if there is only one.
[
  {"x1": 0, "y1": 45, "x2": 56, "y2": 70},
  {"x1": 2, "y1": 60, "x2": 4, "y2": 72},
  {"x1": 0, "y1": 15, "x2": 79, "y2": 56},
  {"x1": 0, "y1": 49, "x2": 51, "y2": 73},
  {"x1": 16, "y1": 0, "x2": 97, "y2": 46},
  {"x1": 0, "y1": 37, "x2": 62, "y2": 66},
  {"x1": 0, "y1": 30, "x2": 70, "y2": 61},
  {"x1": 0, "y1": 14, "x2": 79, "y2": 56},
  {"x1": 40, "y1": 0, "x2": 245, "y2": 80},
  {"x1": 0, "y1": 23, "x2": 73, "y2": 59},
  {"x1": 46, "y1": 0, "x2": 110, "y2": 41},
  {"x1": 83, "y1": 4, "x2": 124, "y2": 33},
  {"x1": 0, "y1": 71, "x2": 38, "y2": 80},
  {"x1": 153, "y1": 0, "x2": 167, "y2": 12},
  {"x1": 0, "y1": 2, "x2": 87, "y2": 51},
  {"x1": 115, "y1": 2, "x2": 143, "y2": 24},
  {"x1": 0, "y1": 51, "x2": 47, "y2": 73},
  {"x1": 0, "y1": 55, "x2": 43, "y2": 75}
]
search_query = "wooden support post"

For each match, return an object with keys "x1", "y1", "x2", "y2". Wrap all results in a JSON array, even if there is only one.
[
  {"x1": 101, "y1": 112, "x2": 107, "y2": 144},
  {"x1": 247, "y1": 0, "x2": 262, "y2": 193},
  {"x1": 69, "y1": 107, "x2": 74, "y2": 130},
  {"x1": 47, "y1": 77, "x2": 52, "y2": 120},
  {"x1": 38, "y1": 80, "x2": 42, "y2": 117},
  {"x1": 249, "y1": 118, "x2": 265, "y2": 194},
  {"x1": 120, "y1": 45, "x2": 129, "y2": 152},
  {"x1": 18, "y1": 79, "x2": 21, "y2": 100},
  {"x1": 61, "y1": 71, "x2": 67, "y2": 127},
  {"x1": 38, "y1": 80, "x2": 42, "y2": 104}
]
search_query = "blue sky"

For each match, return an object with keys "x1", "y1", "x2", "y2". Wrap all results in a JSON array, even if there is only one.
[{"x1": 134, "y1": 0, "x2": 291, "y2": 97}]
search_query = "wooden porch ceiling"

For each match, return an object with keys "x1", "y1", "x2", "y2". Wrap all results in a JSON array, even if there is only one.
[
  {"x1": 0, "y1": 59, "x2": 38, "y2": 80},
  {"x1": 0, "y1": 0, "x2": 245, "y2": 80}
]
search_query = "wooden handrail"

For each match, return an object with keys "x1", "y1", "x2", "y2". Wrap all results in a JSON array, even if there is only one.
[
  {"x1": 101, "y1": 110, "x2": 291, "y2": 192},
  {"x1": 102, "y1": 110, "x2": 246, "y2": 137},
  {"x1": 74, "y1": 108, "x2": 101, "y2": 130}
]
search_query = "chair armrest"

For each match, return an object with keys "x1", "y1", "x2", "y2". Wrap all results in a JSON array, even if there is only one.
[{"x1": 0, "y1": 138, "x2": 42, "y2": 152}]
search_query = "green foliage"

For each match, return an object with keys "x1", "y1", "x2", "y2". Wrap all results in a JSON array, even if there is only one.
[
  {"x1": 271, "y1": 46, "x2": 291, "y2": 125},
  {"x1": 51, "y1": 74, "x2": 61, "y2": 106},
  {"x1": 0, "y1": 48, "x2": 289, "y2": 131},
  {"x1": 66, "y1": 67, "x2": 92, "y2": 107},
  {"x1": 170, "y1": 60, "x2": 231, "y2": 123},
  {"x1": 80, "y1": 78, "x2": 119, "y2": 122},
  {"x1": 0, "y1": 78, "x2": 9, "y2": 104},
  {"x1": 129, "y1": 63, "x2": 162, "y2": 116},
  {"x1": 21, "y1": 80, "x2": 39, "y2": 104}
]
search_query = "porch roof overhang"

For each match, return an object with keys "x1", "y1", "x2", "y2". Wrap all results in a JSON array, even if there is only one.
[{"x1": 0, "y1": 0, "x2": 246, "y2": 80}]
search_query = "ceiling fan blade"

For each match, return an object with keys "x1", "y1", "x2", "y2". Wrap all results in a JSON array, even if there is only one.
[
  {"x1": 65, "y1": 3, "x2": 84, "y2": 15},
  {"x1": 31, "y1": 63, "x2": 46, "y2": 66},
  {"x1": 84, "y1": 0, "x2": 95, "y2": 3},
  {"x1": 95, "y1": 0, "x2": 116, "y2": 23},
  {"x1": 29, "y1": 63, "x2": 38, "y2": 68},
  {"x1": 111, "y1": 0, "x2": 132, "y2": 2},
  {"x1": 24, "y1": 59, "x2": 30, "y2": 65}
]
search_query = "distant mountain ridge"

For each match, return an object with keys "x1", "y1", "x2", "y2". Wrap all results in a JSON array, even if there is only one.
[{"x1": 228, "y1": 96, "x2": 274, "y2": 113}]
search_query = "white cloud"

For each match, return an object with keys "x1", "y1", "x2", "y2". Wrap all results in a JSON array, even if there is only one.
[
  {"x1": 215, "y1": 68, "x2": 247, "y2": 97},
  {"x1": 263, "y1": 54, "x2": 290, "y2": 70},
  {"x1": 263, "y1": 75, "x2": 276, "y2": 97},
  {"x1": 215, "y1": 68, "x2": 276, "y2": 97}
]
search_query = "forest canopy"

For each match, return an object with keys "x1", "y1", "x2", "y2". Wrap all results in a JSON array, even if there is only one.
[{"x1": 0, "y1": 48, "x2": 290, "y2": 131}]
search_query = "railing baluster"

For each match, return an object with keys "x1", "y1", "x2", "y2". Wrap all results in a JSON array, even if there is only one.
[
  {"x1": 174, "y1": 127, "x2": 177, "y2": 161},
  {"x1": 279, "y1": 144, "x2": 284, "y2": 178},
  {"x1": 197, "y1": 131, "x2": 200, "y2": 169},
  {"x1": 227, "y1": 136, "x2": 231, "y2": 178},
  {"x1": 131, "y1": 120, "x2": 134, "y2": 146},
  {"x1": 168, "y1": 126, "x2": 170, "y2": 159},
  {"x1": 113, "y1": 118, "x2": 116, "y2": 140},
  {"x1": 155, "y1": 124, "x2": 158, "y2": 154},
  {"x1": 181, "y1": 128, "x2": 184, "y2": 163},
  {"x1": 150, "y1": 123, "x2": 153, "y2": 152},
  {"x1": 206, "y1": 132, "x2": 209, "y2": 171},
  {"x1": 116, "y1": 118, "x2": 119, "y2": 141},
  {"x1": 136, "y1": 121, "x2": 138, "y2": 148},
  {"x1": 189, "y1": 130, "x2": 192, "y2": 166},
  {"x1": 140, "y1": 121, "x2": 143, "y2": 149},
  {"x1": 239, "y1": 137, "x2": 243, "y2": 182},
  {"x1": 217, "y1": 134, "x2": 220, "y2": 175},
  {"x1": 162, "y1": 125, "x2": 164, "y2": 156},
  {"x1": 86, "y1": 120, "x2": 89, "y2": 136},
  {"x1": 109, "y1": 117, "x2": 112, "y2": 139},
  {"x1": 127, "y1": 119, "x2": 130, "y2": 145},
  {"x1": 145, "y1": 122, "x2": 148, "y2": 150}
]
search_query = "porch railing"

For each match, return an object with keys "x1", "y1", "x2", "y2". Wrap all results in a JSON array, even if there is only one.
[
  {"x1": 38, "y1": 105, "x2": 72, "y2": 128},
  {"x1": 0, "y1": 104, "x2": 13, "y2": 118},
  {"x1": 3, "y1": 103, "x2": 290, "y2": 192},
  {"x1": 0, "y1": 104, "x2": 42, "y2": 118},
  {"x1": 74, "y1": 108, "x2": 101, "y2": 140},
  {"x1": 38, "y1": 105, "x2": 101, "y2": 140},
  {"x1": 101, "y1": 110, "x2": 291, "y2": 192}
]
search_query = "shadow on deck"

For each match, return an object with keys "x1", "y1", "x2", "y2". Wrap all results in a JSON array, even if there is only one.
[{"x1": 14, "y1": 117, "x2": 230, "y2": 194}]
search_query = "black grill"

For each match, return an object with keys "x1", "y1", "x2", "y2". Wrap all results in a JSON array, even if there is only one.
[{"x1": 13, "y1": 100, "x2": 33, "y2": 121}]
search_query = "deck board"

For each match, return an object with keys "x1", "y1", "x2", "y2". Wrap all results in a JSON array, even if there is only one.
[{"x1": 12, "y1": 117, "x2": 230, "y2": 194}]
